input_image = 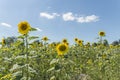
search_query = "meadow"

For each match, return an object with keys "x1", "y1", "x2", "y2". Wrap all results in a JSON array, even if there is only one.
[{"x1": 0, "y1": 21, "x2": 120, "y2": 80}]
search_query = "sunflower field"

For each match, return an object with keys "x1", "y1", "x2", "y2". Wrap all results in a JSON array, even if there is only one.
[{"x1": 0, "y1": 21, "x2": 120, "y2": 80}]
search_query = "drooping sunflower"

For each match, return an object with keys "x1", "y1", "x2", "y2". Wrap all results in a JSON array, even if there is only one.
[
  {"x1": 18, "y1": 21, "x2": 31, "y2": 35},
  {"x1": 99, "y1": 31, "x2": 105, "y2": 37},
  {"x1": 42, "y1": 36, "x2": 49, "y2": 41},
  {"x1": 56, "y1": 43, "x2": 68, "y2": 56}
]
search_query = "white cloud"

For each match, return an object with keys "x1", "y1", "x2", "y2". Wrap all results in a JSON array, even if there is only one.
[
  {"x1": 76, "y1": 17, "x2": 85, "y2": 23},
  {"x1": 52, "y1": 13, "x2": 60, "y2": 16},
  {"x1": 0, "y1": 22, "x2": 12, "y2": 28},
  {"x1": 62, "y1": 12, "x2": 75, "y2": 21},
  {"x1": 62, "y1": 13, "x2": 99, "y2": 23},
  {"x1": 35, "y1": 27, "x2": 42, "y2": 32},
  {"x1": 40, "y1": 12, "x2": 99, "y2": 23},
  {"x1": 40, "y1": 12, "x2": 59, "y2": 19},
  {"x1": 76, "y1": 15, "x2": 99, "y2": 23}
]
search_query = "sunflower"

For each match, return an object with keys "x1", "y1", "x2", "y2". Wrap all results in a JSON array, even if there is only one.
[
  {"x1": 50, "y1": 43, "x2": 57, "y2": 47},
  {"x1": 99, "y1": 31, "x2": 105, "y2": 37},
  {"x1": 65, "y1": 42, "x2": 69, "y2": 46},
  {"x1": 87, "y1": 42, "x2": 90, "y2": 45},
  {"x1": 42, "y1": 36, "x2": 49, "y2": 41},
  {"x1": 56, "y1": 43, "x2": 68, "y2": 56},
  {"x1": 74, "y1": 38, "x2": 78, "y2": 42},
  {"x1": 102, "y1": 54, "x2": 107, "y2": 59},
  {"x1": 18, "y1": 21, "x2": 31, "y2": 35},
  {"x1": 109, "y1": 45, "x2": 113, "y2": 48},
  {"x1": 77, "y1": 40, "x2": 83, "y2": 46},
  {"x1": 62, "y1": 39, "x2": 67, "y2": 43},
  {"x1": 86, "y1": 42, "x2": 90, "y2": 46},
  {"x1": 2, "y1": 38, "x2": 6, "y2": 45}
]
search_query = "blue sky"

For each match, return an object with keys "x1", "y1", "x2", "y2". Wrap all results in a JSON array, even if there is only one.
[{"x1": 0, "y1": 0, "x2": 120, "y2": 44}]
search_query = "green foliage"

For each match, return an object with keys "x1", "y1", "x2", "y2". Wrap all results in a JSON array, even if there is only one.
[{"x1": 0, "y1": 31, "x2": 120, "y2": 80}]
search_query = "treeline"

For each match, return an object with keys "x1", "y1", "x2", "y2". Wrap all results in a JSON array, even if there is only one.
[{"x1": 0, "y1": 36, "x2": 120, "y2": 47}]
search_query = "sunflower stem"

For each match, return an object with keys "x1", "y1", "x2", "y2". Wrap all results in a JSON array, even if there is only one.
[
  {"x1": 25, "y1": 34, "x2": 29, "y2": 80},
  {"x1": 100, "y1": 36, "x2": 102, "y2": 44}
]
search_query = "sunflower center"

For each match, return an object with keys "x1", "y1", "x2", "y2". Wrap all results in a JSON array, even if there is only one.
[
  {"x1": 59, "y1": 45, "x2": 67, "y2": 51},
  {"x1": 99, "y1": 32, "x2": 105, "y2": 36},
  {"x1": 43, "y1": 37, "x2": 48, "y2": 41},
  {"x1": 75, "y1": 38, "x2": 78, "y2": 41},
  {"x1": 21, "y1": 24, "x2": 27, "y2": 30},
  {"x1": 100, "y1": 32, "x2": 104, "y2": 35},
  {"x1": 63, "y1": 40, "x2": 67, "y2": 43},
  {"x1": 44, "y1": 38, "x2": 47, "y2": 40},
  {"x1": 78, "y1": 41, "x2": 82, "y2": 43}
]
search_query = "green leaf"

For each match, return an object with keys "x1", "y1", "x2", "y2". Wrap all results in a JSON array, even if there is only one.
[
  {"x1": 17, "y1": 35, "x2": 24, "y2": 39},
  {"x1": 50, "y1": 76, "x2": 55, "y2": 80},
  {"x1": 50, "y1": 59, "x2": 59, "y2": 65},
  {"x1": 28, "y1": 36, "x2": 39, "y2": 40},
  {"x1": 30, "y1": 27, "x2": 37, "y2": 31},
  {"x1": 47, "y1": 67, "x2": 55, "y2": 72}
]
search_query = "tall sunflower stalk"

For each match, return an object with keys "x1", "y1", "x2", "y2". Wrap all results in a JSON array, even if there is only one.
[
  {"x1": 25, "y1": 34, "x2": 29, "y2": 80},
  {"x1": 100, "y1": 36, "x2": 102, "y2": 44},
  {"x1": 42, "y1": 36, "x2": 49, "y2": 46},
  {"x1": 18, "y1": 21, "x2": 31, "y2": 80},
  {"x1": 99, "y1": 31, "x2": 105, "y2": 44}
]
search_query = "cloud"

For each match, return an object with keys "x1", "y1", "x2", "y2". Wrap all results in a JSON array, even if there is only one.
[
  {"x1": 62, "y1": 12, "x2": 75, "y2": 21},
  {"x1": 62, "y1": 13, "x2": 99, "y2": 23},
  {"x1": 0, "y1": 22, "x2": 12, "y2": 28},
  {"x1": 76, "y1": 15, "x2": 99, "y2": 23},
  {"x1": 40, "y1": 12, "x2": 59, "y2": 19},
  {"x1": 40, "y1": 12, "x2": 99, "y2": 23},
  {"x1": 35, "y1": 27, "x2": 42, "y2": 32}
]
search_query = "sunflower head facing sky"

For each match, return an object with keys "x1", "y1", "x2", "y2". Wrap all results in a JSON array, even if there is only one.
[
  {"x1": 74, "y1": 38, "x2": 78, "y2": 42},
  {"x1": 42, "y1": 36, "x2": 49, "y2": 41},
  {"x1": 56, "y1": 43, "x2": 68, "y2": 56},
  {"x1": 18, "y1": 21, "x2": 31, "y2": 35},
  {"x1": 99, "y1": 31, "x2": 105, "y2": 37},
  {"x1": 77, "y1": 40, "x2": 83, "y2": 46},
  {"x1": 77, "y1": 40, "x2": 83, "y2": 44},
  {"x1": 62, "y1": 39, "x2": 68, "y2": 43}
]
